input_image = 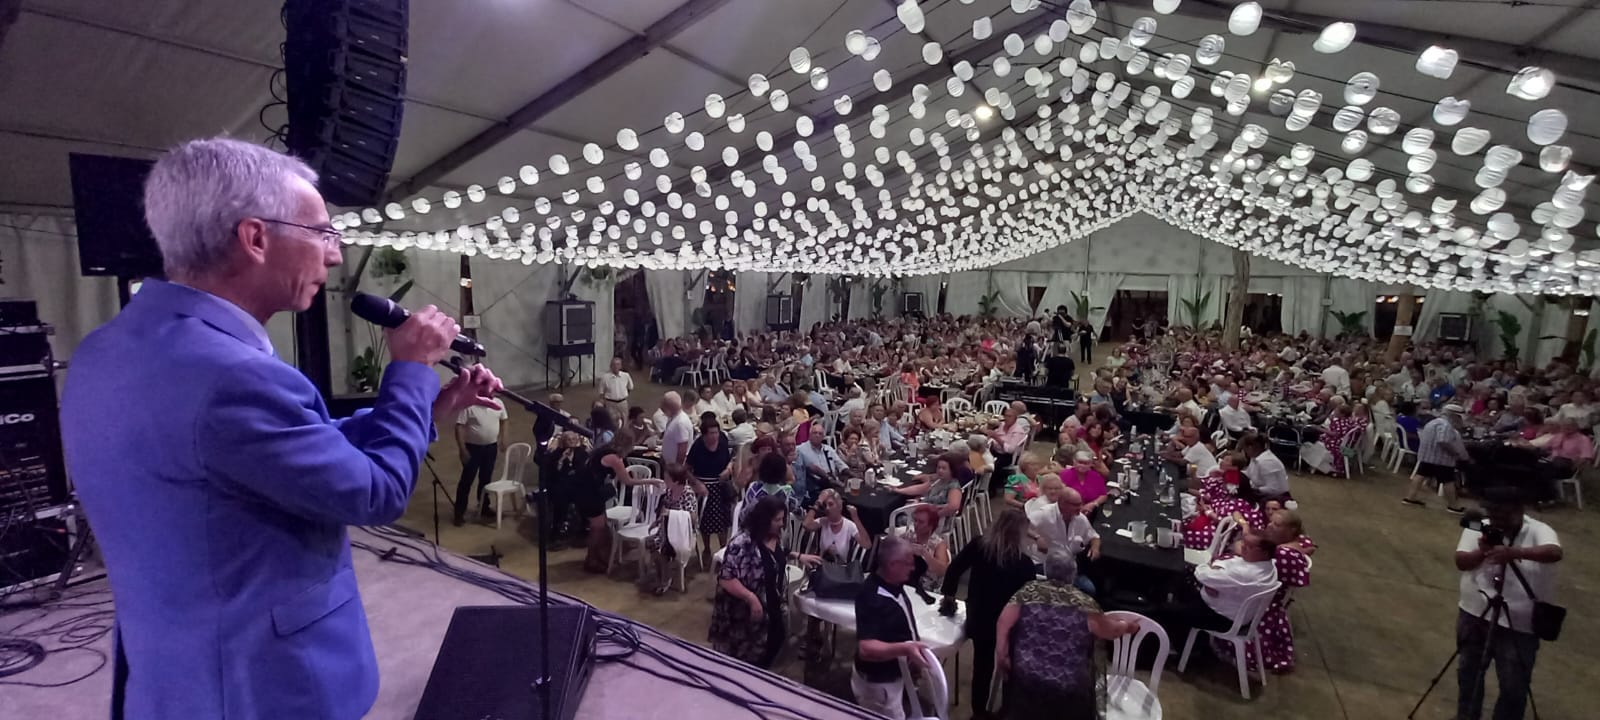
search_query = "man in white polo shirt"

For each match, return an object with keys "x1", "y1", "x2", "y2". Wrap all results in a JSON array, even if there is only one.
[
  {"x1": 657, "y1": 391, "x2": 695, "y2": 468},
  {"x1": 455, "y1": 401, "x2": 508, "y2": 526},
  {"x1": 597, "y1": 356, "x2": 633, "y2": 417},
  {"x1": 1027, "y1": 486, "x2": 1099, "y2": 593}
]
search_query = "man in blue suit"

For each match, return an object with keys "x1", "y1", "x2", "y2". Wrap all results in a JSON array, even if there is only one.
[{"x1": 59, "y1": 138, "x2": 503, "y2": 719}]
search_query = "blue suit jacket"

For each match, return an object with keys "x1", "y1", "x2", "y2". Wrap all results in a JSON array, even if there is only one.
[{"x1": 60, "y1": 280, "x2": 439, "y2": 720}]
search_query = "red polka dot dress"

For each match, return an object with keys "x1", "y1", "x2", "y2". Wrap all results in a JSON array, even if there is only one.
[{"x1": 1212, "y1": 539, "x2": 1314, "y2": 673}]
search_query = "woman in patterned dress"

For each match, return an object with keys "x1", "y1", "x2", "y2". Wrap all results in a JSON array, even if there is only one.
[
  {"x1": 709, "y1": 496, "x2": 820, "y2": 668},
  {"x1": 687, "y1": 414, "x2": 735, "y2": 561},
  {"x1": 994, "y1": 550, "x2": 1139, "y2": 719},
  {"x1": 645, "y1": 465, "x2": 707, "y2": 595},
  {"x1": 1304, "y1": 404, "x2": 1364, "y2": 475},
  {"x1": 1213, "y1": 510, "x2": 1316, "y2": 673},
  {"x1": 1182, "y1": 453, "x2": 1262, "y2": 550}
]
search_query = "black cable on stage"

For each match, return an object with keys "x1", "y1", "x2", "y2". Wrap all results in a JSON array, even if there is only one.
[
  {"x1": 0, "y1": 585, "x2": 114, "y2": 688},
  {"x1": 350, "y1": 527, "x2": 864, "y2": 720}
]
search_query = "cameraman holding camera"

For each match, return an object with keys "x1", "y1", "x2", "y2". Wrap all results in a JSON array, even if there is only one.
[{"x1": 1452, "y1": 489, "x2": 1562, "y2": 720}]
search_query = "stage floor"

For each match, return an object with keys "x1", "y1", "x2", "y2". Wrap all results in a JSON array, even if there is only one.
[{"x1": 2, "y1": 526, "x2": 875, "y2": 719}]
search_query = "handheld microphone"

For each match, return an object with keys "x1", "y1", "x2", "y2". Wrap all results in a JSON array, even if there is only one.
[{"x1": 351, "y1": 292, "x2": 486, "y2": 357}]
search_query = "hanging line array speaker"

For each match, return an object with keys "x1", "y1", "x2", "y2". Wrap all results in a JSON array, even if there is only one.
[{"x1": 283, "y1": 0, "x2": 408, "y2": 208}]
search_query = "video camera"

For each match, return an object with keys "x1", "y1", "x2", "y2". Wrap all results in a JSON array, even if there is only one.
[{"x1": 1459, "y1": 508, "x2": 1505, "y2": 547}]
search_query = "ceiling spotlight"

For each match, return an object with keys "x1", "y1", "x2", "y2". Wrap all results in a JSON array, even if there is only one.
[{"x1": 976, "y1": 105, "x2": 995, "y2": 120}]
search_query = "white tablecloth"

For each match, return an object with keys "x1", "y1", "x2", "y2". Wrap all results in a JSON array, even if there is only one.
[{"x1": 795, "y1": 589, "x2": 968, "y2": 655}]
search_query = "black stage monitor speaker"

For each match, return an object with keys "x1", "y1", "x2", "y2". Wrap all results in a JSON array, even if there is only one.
[
  {"x1": 902, "y1": 292, "x2": 924, "y2": 316},
  {"x1": 414, "y1": 605, "x2": 597, "y2": 720},
  {"x1": 68, "y1": 153, "x2": 164, "y2": 279},
  {"x1": 766, "y1": 294, "x2": 794, "y2": 328},
  {"x1": 283, "y1": 0, "x2": 408, "y2": 208},
  {"x1": 0, "y1": 373, "x2": 70, "y2": 514},
  {"x1": 1438, "y1": 313, "x2": 1472, "y2": 342},
  {"x1": 544, "y1": 299, "x2": 595, "y2": 358}
]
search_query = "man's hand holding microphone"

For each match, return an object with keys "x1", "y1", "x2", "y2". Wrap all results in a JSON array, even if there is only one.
[{"x1": 383, "y1": 303, "x2": 504, "y2": 422}]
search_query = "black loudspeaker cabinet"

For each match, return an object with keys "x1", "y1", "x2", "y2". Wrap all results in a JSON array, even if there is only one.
[
  {"x1": 766, "y1": 294, "x2": 796, "y2": 329},
  {"x1": 1437, "y1": 313, "x2": 1473, "y2": 342},
  {"x1": 283, "y1": 0, "x2": 408, "y2": 208},
  {"x1": 545, "y1": 299, "x2": 595, "y2": 358},
  {"x1": 414, "y1": 605, "x2": 597, "y2": 720},
  {"x1": 0, "y1": 372, "x2": 70, "y2": 515},
  {"x1": 68, "y1": 153, "x2": 164, "y2": 279},
  {"x1": 902, "y1": 292, "x2": 924, "y2": 316}
]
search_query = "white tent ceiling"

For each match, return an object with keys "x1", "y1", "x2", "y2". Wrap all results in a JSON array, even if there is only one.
[{"x1": 4, "y1": 0, "x2": 1600, "y2": 293}]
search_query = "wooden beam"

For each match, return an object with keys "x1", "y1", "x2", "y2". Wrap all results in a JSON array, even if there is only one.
[{"x1": 385, "y1": 0, "x2": 734, "y2": 201}]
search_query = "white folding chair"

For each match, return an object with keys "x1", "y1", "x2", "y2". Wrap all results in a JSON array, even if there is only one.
[
  {"x1": 480, "y1": 442, "x2": 533, "y2": 528},
  {"x1": 1177, "y1": 583, "x2": 1282, "y2": 699},
  {"x1": 1337, "y1": 427, "x2": 1366, "y2": 478},
  {"x1": 1390, "y1": 430, "x2": 1418, "y2": 473},
  {"x1": 943, "y1": 397, "x2": 974, "y2": 422},
  {"x1": 900, "y1": 646, "x2": 948, "y2": 720},
  {"x1": 1105, "y1": 610, "x2": 1169, "y2": 719},
  {"x1": 610, "y1": 484, "x2": 662, "y2": 575},
  {"x1": 682, "y1": 357, "x2": 706, "y2": 387},
  {"x1": 607, "y1": 465, "x2": 657, "y2": 525},
  {"x1": 1558, "y1": 474, "x2": 1584, "y2": 509},
  {"x1": 983, "y1": 400, "x2": 1009, "y2": 416},
  {"x1": 886, "y1": 503, "x2": 918, "y2": 536},
  {"x1": 1207, "y1": 516, "x2": 1239, "y2": 561}
]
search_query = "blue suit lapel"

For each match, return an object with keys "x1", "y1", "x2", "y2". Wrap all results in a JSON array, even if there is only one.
[{"x1": 133, "y1": 279, "x2": 271, "y2": 355}]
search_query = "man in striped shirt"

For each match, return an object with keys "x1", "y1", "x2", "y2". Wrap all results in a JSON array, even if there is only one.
[{"x1": 1402, "y1": 403, "x2": 1471, "y2": 514}]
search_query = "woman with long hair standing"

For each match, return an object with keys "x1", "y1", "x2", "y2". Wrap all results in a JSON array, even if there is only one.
[
  {"x1": 709, "y1": 496, "x2": 819, "y2": 668},
  {"x1": 940, "y1": 509, "x2": 1040, "y2": 715},
  {"x1": 582, "y1": 428, "x2": 644, "y2": 573},
  {"x1": 687, "y1": 414, "x2": 735, "y2": 562}
]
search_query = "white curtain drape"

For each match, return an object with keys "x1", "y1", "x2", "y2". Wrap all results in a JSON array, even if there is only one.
[
  {"x1": 992, "y1": 271, "x2": 1031, "y2": 318},
  {"x1": 1038, "y1": 272, "x2": 1085, "y2": 320},
  {"x1": 572, "y1": 274, "x2": 616, "y2": 379},
  {"x1": 734, "y1": 272, "x2": 769, "y2": 334},
  {"x1": 1327, "y1": 278, "x2": 1376, "y2": 337},
  {"x1": 798, "y1": 278, "x2": 829, "y2": 330},
  {"x1": 1531, "y1": 300, "x2": 1569, "y2": 368},
  {"x1": 907, "y1": 273, "x2": 944, "y2": 315},
  {"x1": 0, "y1": 214, "x2": 124, "y2": 362},
  {"x1": 1086, "y1": 272, "x2": 1124, "y2": 336},
  {"x1": 1279, "y1": 278, "x2": 1327, "y2": 336},
  {"x1": 1412, "y1": 289, "x2": 1473, "y2": 342},
  {"x1": 645, "y1": 271, "x2": 686, "y2": 341},
  {"x1": 1166, "y1": 275, "x2": 1197, "y2": 327},
  {"x1": 944, "y1": 272, "x2": 988, "y2": 317}
]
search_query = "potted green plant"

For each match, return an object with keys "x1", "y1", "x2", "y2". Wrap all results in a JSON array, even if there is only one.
[
  {"x1": 1327, "y1": 309, "x2": 1368, "y2": 337},
  {"x1": 1180, "y1": 287, "x2": 1211, "y2": 328}
]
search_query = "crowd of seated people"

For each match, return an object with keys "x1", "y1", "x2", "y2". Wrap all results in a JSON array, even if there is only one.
[{"x1": 529, "y1": 309, "x2": 1599, "y2": 717}]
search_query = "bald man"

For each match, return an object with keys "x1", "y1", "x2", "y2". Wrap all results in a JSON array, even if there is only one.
[
  {"x1": 657, "y1": 391, "x2": 695, "y2": 466},
  {"x1": 1026, "y1": 486, "x2": 1099, "y2": 593}
]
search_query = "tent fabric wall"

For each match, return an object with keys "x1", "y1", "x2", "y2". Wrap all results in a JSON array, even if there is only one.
[
  {"x1": 645, "y1": 271, "x2": 687, "y2": 342},
  {"x1": 572, "y1": 275, "x2": 616, "y2": 380},
  {"x1": 1039, "y1": 272, "x2": 1085, "y2": 320},
  {"x1": 1279, "y1": 278, "x2": 1327, "y2": 337},
  {"x1": 1328, "y1": 278, "x2": 1376, "y2": 337},
  {"x1": 1531, "y1": 301, "x2": 1569, "y2": 369},
  {"x1": 944, "y1": 272, "x2": 988, "y2": 317},
  {"x1": 992, "y1": 272, "x2": 1032, "y2": 318},
  {"x1": 798, "y1": 279, "x2": 829, "y2": 330},
  {"x1": 734, "y1": 272, "x2": 769, "y2": 334},
  {"x1": 0, "y1": 214, "x2": 129, "y2": 361},
  {"x1": 1165, "y1": 275, "x2": 1226, "y2": 328},
  {"x1": 906, "y1": 274, "x2": 944, "y2": 315},
  {"x1": 1412, "y1": 290, "x2": 1474, "y2": 342},
  {"x1": 1086, "y1": 273, "x2": 1124, "y2": 335}
]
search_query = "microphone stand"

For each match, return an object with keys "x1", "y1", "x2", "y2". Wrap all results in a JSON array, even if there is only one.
[{"x1": 440, "y1": 356, "x2": 591, "y2": 720}]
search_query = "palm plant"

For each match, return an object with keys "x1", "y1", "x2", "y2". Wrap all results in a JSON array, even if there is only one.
[
  {"x1": 870, "y1": 282, "x2": 889, "y2": 319},
  {"x1": 1493, "y1": 309, "x2": 1523, "y2": 362},
  {"x1": 1327, "y1": 309, "x2": 1368, "y2": 337},
  {"x1": 1180, "y1": 287, "x2": 1211, "y2": 328},
  {"x1": 1069, "y1": 290, "x2": 1104, "y2": 323},
  {"x1": 978, "y1": 290, "x2": 1001, "y2": 319}
]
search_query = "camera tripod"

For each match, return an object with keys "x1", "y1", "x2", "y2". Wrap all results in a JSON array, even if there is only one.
[{"x1": 1408, "y1": 565, "x2": 1541, "y2": 720}]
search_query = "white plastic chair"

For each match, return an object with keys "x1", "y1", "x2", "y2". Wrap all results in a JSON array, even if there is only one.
[
  {"x1": 605, "y1": 465, "x2": 656, "y2": 525},
  {"x1": 1177, "y1": 583, "x2": 1282, "y2": 699},
  {"x1": 886, "y1": 503, "x2": 918, "y2": 536},
  {"x1": 900, "y1": 646, "x2": 948, "y2": 720},
  {"x1": 1389, "y1": 430, "x2": 1418, "y2": 473},
  {"x1": 1207, "y1": 516, "x2": 1239, "y2": 561},
  {"x1": 1105, "y1": 610, "x2": 1169, "y2": 718},
  {"x1": 480, "y1": 443, "x2": 532, "y2": 528},
  {"x1": 682, "y1": 357, "x2": 707, "y2": 387},
  {"x1": 944, "y1": 397, "x2": 974, "y2": 422},
  {"x1": 1559, "y1": 474, "x2": 1584, "y2": 509},
  {"x1": 983, "y1": 400, "x2": 1009, "y2": 416},
  {"x1": 1337, "y1": 427, "x2": 1366, "y2": 478},
  {"x1": 611, "y1": 484, "x2": 662, "y2": 575}
]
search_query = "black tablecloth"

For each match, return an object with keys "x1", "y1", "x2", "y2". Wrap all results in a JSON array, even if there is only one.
[
  {"x1": 846, "y1": 487, "x2": 907, "y2": 537},
  {"x1": 1089, "y1": 435, "x2": 1190, "y2": 605}
]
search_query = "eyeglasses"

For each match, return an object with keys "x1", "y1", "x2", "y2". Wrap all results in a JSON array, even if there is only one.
[{"x1": 259, "y1": 218, "x2": 343, "y2": 247}]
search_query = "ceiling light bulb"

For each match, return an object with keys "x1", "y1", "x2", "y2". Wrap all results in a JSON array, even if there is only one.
[{"x1": 975, "y1": 105, "x2": 995, "y2": 120}]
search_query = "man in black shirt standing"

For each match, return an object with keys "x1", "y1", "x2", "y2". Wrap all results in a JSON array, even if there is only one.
[{"x1": 853, "y1": 537, "x2": 929, "y2": 719}]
